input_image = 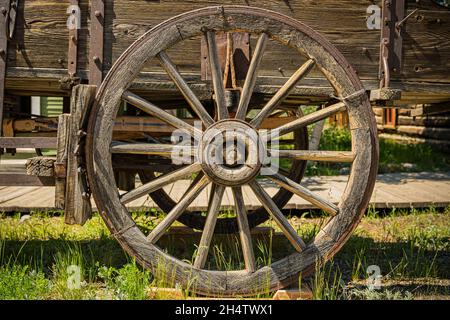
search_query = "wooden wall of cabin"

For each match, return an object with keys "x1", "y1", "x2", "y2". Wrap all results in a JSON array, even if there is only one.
[
  {"x1": 374, "y1": 103, "x2": 450, "y2": 152},
  {"x1": 3, "y1": 0, "x2": 450, "y2": 99}
]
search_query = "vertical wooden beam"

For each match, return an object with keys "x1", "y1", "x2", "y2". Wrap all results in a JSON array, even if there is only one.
[
  {"x1": 68, "y1": 0, "x2": 79, "y2": 77},
  {"x1": 379, "y1": 0, "x2": 405, "y2": 87},
  {"x1": 0, "y1": 0, "x2": 10, "y2": 136},
  {"x1": 65, "y1": 85, "x2": 96, "y2": 225},
  {"x1": 55, "y1": 114, "x2": 70, "y2": 210},
  {"x1": 89, "y1": 0, "x2": 104, "y2": 88},
  {"x1": 201, "y1": 32, "x2": 250, "y2": 87}
]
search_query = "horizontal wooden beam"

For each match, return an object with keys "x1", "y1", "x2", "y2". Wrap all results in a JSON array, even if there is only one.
[
  {"x1": 0, "y1": 137, "x2": 57, "y2": 148},
  {"x1": 0, "y1": 174, "x2": 55, "y2": 186},
  {"x1": 114, "y1": 116, "x2": 297, "y2": 133},
  {"x1": 410, "y1": 103, "x2": 450, "y2": 117}
]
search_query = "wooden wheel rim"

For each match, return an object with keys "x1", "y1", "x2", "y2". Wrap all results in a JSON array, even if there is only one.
[{"x1": 86, "y1": 6, "x2": 378, "y2": 296}]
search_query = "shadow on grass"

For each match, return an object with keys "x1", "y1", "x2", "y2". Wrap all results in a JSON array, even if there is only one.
[
  {"x1": 1, "y1": 239, "x2": 127, "y2": 276},
  {"x1": 2, "y1": 234, "x2": 448, "y2": 280}
]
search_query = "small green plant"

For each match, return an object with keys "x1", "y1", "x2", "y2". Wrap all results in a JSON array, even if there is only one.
[
  {"x1": 98, "y1": 260, "x2": 150, "y2": 300},
  {"x1": 0, "y1": 264, "x2": 50, "y2": 300},
  {"x1": 50, "y1": 243, "x2": 96, "y2": 299},
  {"x1": 346, "y1": 288, "x2": 413, "y2": 300},
  {"x1": 351, "y1": 248, "x2": 366, "y2": 281},
  {"x1": 312, "y1": 260, "x2": 345, "y2": 300}
]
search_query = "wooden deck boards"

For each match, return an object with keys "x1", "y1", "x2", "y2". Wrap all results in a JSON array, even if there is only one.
[{"x1": 0, "y1": 171, "x2": 449, "y2": 213}]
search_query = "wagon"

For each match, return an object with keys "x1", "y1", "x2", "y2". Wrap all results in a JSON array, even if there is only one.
[{"x1": 0, "y1": 0, "x2": 449, "y2": 296}]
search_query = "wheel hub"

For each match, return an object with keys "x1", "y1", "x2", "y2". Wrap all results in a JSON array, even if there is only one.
[{"x1": 199, "y1": 120, "x2": 263, "y2": 186}]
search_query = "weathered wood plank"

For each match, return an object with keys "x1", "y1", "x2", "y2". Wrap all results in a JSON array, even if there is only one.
[
  {"x1": 3, "y1": 0, "x2": 449, "y2": 99},
  {"x1": 410, "y1": 103, "x2": 450, "y2": 117},
  {"x1": 0, "y1": 137, "x2": 57, "y2": 148},
  {"x1": 396, "y1": 125, "x2": 450, "y2": 140},
  {"x1": 64, "y1": 85, "x2": 95, "y2": 225},
  {"x1": 398, "y1": 115, "x2": 450, "y2": 127},
  {"x1": 1, "y1": 172, "x2": 450, "y2": 211},
  {"x1": 0, "y1": 174, "x2": 54, "y2": 186},
  {"x1": 55, "y1": 114, "x2": 70, "y2": 209},
  {"x1": 25, "y1": 157, "x2": 55, "y2": 177}
]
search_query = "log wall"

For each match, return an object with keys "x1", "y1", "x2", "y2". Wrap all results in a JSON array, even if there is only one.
[{"x1": 374, "y1": 104, "x2": 450, "y2": 152}]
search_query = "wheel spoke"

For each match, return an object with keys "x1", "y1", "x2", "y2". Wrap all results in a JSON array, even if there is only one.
[
  {"x1": 268, "y1": 102, "x2": 346, "y2": 142},
  {"x1": 265, "y1": 167, "x2": 339, "y2": 216},
  {"x1": 205, "y1": 31, "x2": 229, "y2": 121},
  {"x1": 147, "y1": 175, "x2": 210, "y2": 244},
  {"x1": 157, "y1": 51, "x2": 214, "y2": 127},
  {"x1": 194, "y1": 183, "x2": 225, "y2": 269},
  {"x1": 232, "y1": 186, "x2": 256, "y2": 272},
  {"x1": 235, "y1": 33, "x2": 268, "y2": 120},
  {"x1": 251, "y1": 59, "x2": 315, "y2": 127},
  {"x1": 111, "y1": 142, "x2": 196, "y2": 158},
  {"x1": 182, "y1": 171, "x2": 205, "y2": 199},
  {"x1": 274, "y1": 149, "x2": 354, "y2": 163},
  {"x1": 120, "y1": 163, "x2": 202, "y2": 204},
  {"x1": 249, "y1": 180, "x2": 306, "y2": 252},
  {"x1": 123, "y1": 90, "x2": 202, "y2": 138}
]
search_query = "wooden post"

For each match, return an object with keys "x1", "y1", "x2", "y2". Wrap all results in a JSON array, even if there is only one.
[
  {"x1": 0, "y1": 0, "x2": 9, "y2": 137},
  {"x1": 55, "y1": 114, "x2": 70, "y2": 209},
  {"x1": 64, "y1": 85, "x2": 96, "y2": 225}
]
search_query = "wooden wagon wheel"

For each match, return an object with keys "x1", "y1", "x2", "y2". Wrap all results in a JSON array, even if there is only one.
[
  {"x1": 137, "y1": 109, "x2": 308, "y2": 234},
  {"x1": 86, "y1": 6, "x2": 378, "y2": 296}
]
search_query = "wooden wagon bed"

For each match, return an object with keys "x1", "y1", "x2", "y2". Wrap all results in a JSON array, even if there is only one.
[{"x1": 1, "y1": 0, "x2": 450, "y2": 102}]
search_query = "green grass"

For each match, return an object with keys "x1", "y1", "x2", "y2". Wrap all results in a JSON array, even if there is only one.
[
  {"x1": 0, "y1": 206, "x2": 448, "y2": 300},
  {"x1": 303, "y1": 126, "x2": 450, "y2": 176}
]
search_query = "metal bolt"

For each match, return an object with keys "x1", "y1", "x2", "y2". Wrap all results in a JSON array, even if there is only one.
[{"x1": 95, "y1": 10, "x2": 101, "y2": 18}]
